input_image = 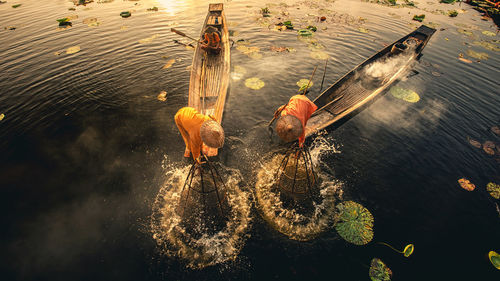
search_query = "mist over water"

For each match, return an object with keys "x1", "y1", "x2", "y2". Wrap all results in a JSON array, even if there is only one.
[{"x1": 1, "y1": 0, "x2": 499, "y2": 280}]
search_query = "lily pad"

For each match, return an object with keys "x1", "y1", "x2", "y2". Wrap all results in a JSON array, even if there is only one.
[
  {"x1": 448, "y1": 10, "x2": 458, "y2": 17},
  {"x1": 458, "y1": 178, "x2": 476, "y2": 191},
  {"x1": 0, "y1": 113, "x2": 4, "y2": 121},
  {"x1": 296, "y1": 79, "x2": 313, "y2": 91},
  {"x1": 162, "y1": 59, "x2": 175, "y2": 69},
  {"x1": 390, "y1": 87, "x2": 420, "y2": 103},
  {"x1": 486, "y1": 183, "x2": 500, "y2": 199},
  {"x1": 412, "y1": 14, "x2": 425, "y2": 22},
  {"x1": 457, "y1": 29, "x2": 473, "y2": 36},
  {"x1": 466, "y1": 49, "x2": 488, "y2": 60},
  {"x1": 482, "y1": 30, "x2": 496, "y2": 37},
  {"x1": 310, "y1": 50, "x2": 329, "y2": 60},
  {"x1": 492, "y1": 126, "x2": 500, "y2": 136},
  {"x1": 467, "y1": 137, "x2": 482, "y2": 148},
  {"x1": 12, "y1": 4, "x2": 21, "y2": 8},
  {"x1": 369, "y1": 258, "x2": 392, "y2": 281},
  {"x1": 298, "y1": 29, "x2": 313, "y2": 37},
  {"x1": 120, "y1": 11, "x2": 131, "y2": 18},
  {"x1": 358, "y1": 27, "x2": 370, "y2": 33},
  {"x1": 66, "y1": 46, "x2": 81, "y2": 54},
  {"x1": 472, "y1": 41, "x2": 500, "y2": 52},
  {"x1": 488, "y1": 251, "x2": 500, "y2": 270},
  {"x1": 335, "y1": 201, "x2": 374, "y2": 245},
  {"x1": 157, "y1": 91, "x2": 167, "y2": 102},
  {"x1": 403, "y1": 244, "x2": 414, "y2": 257},
  {"x1": 245, "y1": 77, "x2": 265, "y2": 90}
]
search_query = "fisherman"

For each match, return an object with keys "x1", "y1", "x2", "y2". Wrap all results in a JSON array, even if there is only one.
[
  {"x1": 174, "y1": 107, "x2": 224, "y2": 163},
  {"x1": 200, "y1": 26, "x2": 221, "y2": 53},
  {"x1": 274, "y1": 95, "x2": 318, "y2": 147}
]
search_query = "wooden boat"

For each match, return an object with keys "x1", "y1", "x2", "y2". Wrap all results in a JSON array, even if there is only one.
[
  {"x1": 305, "y1": 25, "x2": 436, "y2": 138},
  {"x1": 188, "y1": 3, "x2": 230, "y2": 155}
]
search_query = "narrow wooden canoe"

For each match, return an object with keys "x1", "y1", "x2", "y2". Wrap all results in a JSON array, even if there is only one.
[
  {"x1": 305, "y1": 25, "x2": 436, "y2": 138},
  {"x1": 188, "y1": 3, "x2": 230, "y2": 155}
]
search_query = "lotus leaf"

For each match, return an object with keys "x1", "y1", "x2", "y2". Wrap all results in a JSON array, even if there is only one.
[
  {"x1": 482, "y1": 30, "x2": 496, "y2": 37},
  {"x1": 457, "y1": 29, "x2": 473, "y2": 36},
  {"x1": 458, "y1": 178, "x2": 475, "y2": 191},
  {"x1": 157, "y1": 91, "x2": 167, "y2": 102},
  {"x1": 335, "y1": 201, "x2": 374, "y2": 245},
  {"x1": 472, "y1": 41, "x2": 500, "y2": 52},
  {"x1": 403, "y1": 244, "x2": 414, "y2": 257},
  {"x1": 245, "y1": 77, "x2": 265, "y2": 90},
  {"x1": 486, "y1": 183, "x2": 500, "y2": 199},
  {"x1": 390, "y1": 87, "x2": 420, "y2": 103},
  {"x1": 297, "y1": 79, "x2": 313, "y2": 91},
  {"x1": 307, "y1": 25, "x2": 317, "y2": 32},
  {"x1": 0, "y1": 113, "x2": 4, "y2": 121},
  {"x1": 57, "y1": 18, "x2": 70, "y2": 23},
  {"x1": 489, "y1": 251, "x2": 500, "y2": 270},
  {"x1": 369, "y1": 258, "x2": 392, "y2": 281},
  {"x1": 466, "y1": 49, "x2": 488, "y2": 60},
  {"x1": 298, "y1": 29, "x2": 313, "y2": 37},
  {"x1": 492, "y1": 126, "x2": 500, "y2": 136},
  {"x1": 358, "y1": 27, "x2": 370, "y2": 33},
  {"x1": 467, "y1": 137, "x2": 482, "y2": 148},
  {"x1": 448, "y1": 10, "x2": 458, "y2": 17},
  {"x1": 162, "y1": 59, "x2": 175, "y2": 69},
  {"x1": 310, "y1": 50, "x2": 329, "y2": 60},
  {"x1": 412, "y1": 14, "x2": 425, "y2": 22},
  {"x1": 12, "y1": 4, "x2": 21, "y2": 8},
  {"x1": 120, "y1": 11, "x2": 131, "y2": 18},
  {"x1": 283, "y1": 21, "x2": 293, "y2": 29},
  {"x1": 66, "y1": 46, "x2": 81, "y2": 54}
]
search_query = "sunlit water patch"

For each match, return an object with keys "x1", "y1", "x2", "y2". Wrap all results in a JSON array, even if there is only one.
[
  {"x1": 255, "y1": 136, "x2": 343, "y2": 241},
  {"x1": 150, "y1": 162, "x2": 252, "y2": 269}
]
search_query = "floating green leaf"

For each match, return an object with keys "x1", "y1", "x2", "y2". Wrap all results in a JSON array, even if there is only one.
[
  {"x1": 245, "y1": 77, "x2": 265, "y2": 90},
  {"x1": 358, "y1": 27, "x2": 370, "y2": 33},
  {"x1": 440, "y1": 0, "x2": 456, "y2": 3},
  {"x1": 298, "y1": 29, "x2": 313, "y2": 37},
  {"x1": 335, "y1": 201, "x2": 374, "y2": 245},
  {"x1": 390, "y1": 87, "x2": 420, "y2": 103},
  {"x1": 297, "y1": 79, "x2": 313, "y2": 91},
  {"x1": 448, "y1": 10, "x2": 458, "y2": 17},
  {"x1": 403, "y1": 244, "x2": 414, "y2": 257},
  {"x1": 369, "y1": 258, "x2": 392, "y2": 281},
  {"x1": 482, "y1": 30, "x2": 496, "y2": 37},
  {"x1": 487, "y1": 183, "x2": 500, "y2": 199},
  {"x1": 120, "y1": 11, "x2": 131, "y2": 18},
  {"x1": 412, "y1": 14, "x2": 425, "y2": 22},
  {"x1": 283, "y1": 20, "x2": 293, "y2": 29},
  {"x1": 307, "y1": 25, "x2": 317, "y2": 32},
  {"x1": 467, "y1": 49, "x2": 489, "y2": 60},
  {"x1": 66, "y1": 46, "x2": 81, "y2": 54},
  {"x1": 0, "y1": 113, "x2": 4, "y2": 121},
  {"x1": 147, "y1": 7, "x2": 159, "y2": 11},
  {"x1": 489, "y1": 251, "x2": 500, "y2": 270},
  {"x1": 472, "y1": 41, "x2": 500, "y2": 52},
  {"x1": 12, "y1": 4, "x2": 22, "y2": 8},
  {"x1": 56, "y1": 18, "x2": 70, "y2": 23},
  {"x1": 458, "y1": 178, "x2": 476, "y2": 191}
]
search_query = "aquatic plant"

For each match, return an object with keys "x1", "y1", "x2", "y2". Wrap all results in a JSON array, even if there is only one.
[
  {"x1": 261, "y1": 7, "x2": 271, "y2": 17},
  {"x1": 448, "y1": 10, "x2": 458, "y2": 17},
  {"x1": 0, "y1": 113, "x2": 5, "y2": 121},
  {"x1": 369, "y1": 258, "x2": 392, "y2": 281},
  {"x1": 245, "y1": 77, "x2": 265, "y2": 90},
  {"x1": 390, "y1": 87, "x2": 420, "y2": 103},
  {"x1": 56, "y1": 18, "x2": 70, "y2": 23},
  {"x1": 66, "y1": 46, "x2": 81, "y2": 54},
  {"x1": 486, "y1": 183, "x2": 500, "y2": 199},
  {"x1": 458, "y1": 178, "x2": 476, "y2": 191},
  {"x1": 489, "y1": 251, "x2": 500, "y2": 270},
  {"x1": 335, "y1": 201, "x2": 374, "y2": 245},
  {"x1": 379, "y1": 243, "x2": 414, "y2": 257},
  {"x1": 467, "y1": 49, "x2": 489, "y2": 60},
  {"x1": 482, "y1": 30, "x2": 496, "y2": 37},
  {"x1": 12, "y1": 4, "x2": 22, "y2": 8},
  {"x1": 283, "y1": 21, "x2": 294, "y2": 29},
  {"x1": 307, "y1": 25, "x2": 317, "y2": 32},
  {"x1": 297, "y1": 79, "x2": 313, "y2": 91},
  {"x1": 412, "y1": 14, "x2": 425, "y2": 22},
  {"x1": 120, "y1": 11, "x2": 131, "y2": 18}
]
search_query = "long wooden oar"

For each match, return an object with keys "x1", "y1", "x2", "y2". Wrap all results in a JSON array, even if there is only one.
[
  {"x1": 267, "y1": 66, "x2": 318, "y2": 127},
  {"x1": 171, "y1": 28, "x2": 201, "y2": 43}
]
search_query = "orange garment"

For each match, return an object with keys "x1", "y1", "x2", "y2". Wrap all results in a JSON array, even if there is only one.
[
  {"x1": 174, "y1": 107, "x2": 212, "y2": 161},
  {"x1": 203, "y1": 32, "x2": 220, "y2": 48},
  {"x1": 277, "y1": 95, "x2": 317, "y2": 146}
]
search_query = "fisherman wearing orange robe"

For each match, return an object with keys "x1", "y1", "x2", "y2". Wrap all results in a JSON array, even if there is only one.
[
  {"x1": 274, "y1": 95, "x2": 318, "y2": 147},
  {"x1": 200, "y1": 26, "x2": 221, "y2": 53},
  {"x1": 174, "y1": 107, "x2": 224, "y2": 163}
]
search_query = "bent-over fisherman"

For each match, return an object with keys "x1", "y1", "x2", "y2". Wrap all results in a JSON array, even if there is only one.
[
  {"x1": 174, "y1": 107, "x2": 224, "y2": 163},
  {"x1": 274, "y1": 95, "x2": 317, "y2": 147}
]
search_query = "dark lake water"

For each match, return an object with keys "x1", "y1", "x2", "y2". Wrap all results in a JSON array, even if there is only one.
[{"x1": 1, "y1": 0, "x2": 499, "y2": 280}]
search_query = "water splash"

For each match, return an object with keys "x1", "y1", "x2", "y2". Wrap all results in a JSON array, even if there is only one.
[
  {"x1": 255, "y1": 136, "x2": 343, "y2": 241},
  {"x1": 150, "y1": 162, "x2": 252, "y2": 269}
]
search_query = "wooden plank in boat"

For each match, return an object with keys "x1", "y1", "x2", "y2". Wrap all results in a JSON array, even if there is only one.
[{"x1": 209, "y1": 3, "x2": 223, "y2": 12}]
